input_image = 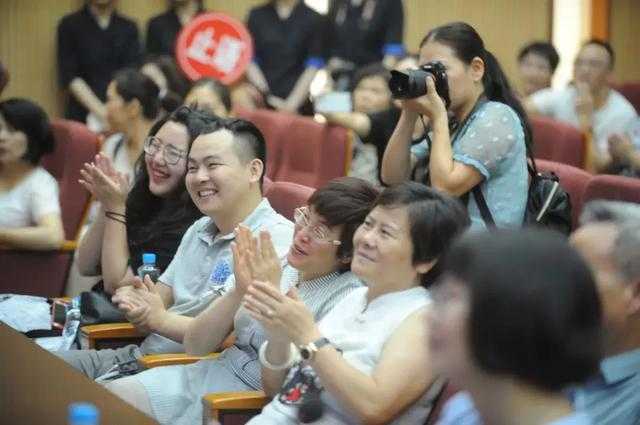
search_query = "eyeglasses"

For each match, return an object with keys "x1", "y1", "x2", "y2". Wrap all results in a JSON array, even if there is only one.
[
  {"x1": 144, "y1": 136, "x2": 186, "y2": 165},
  {"x1": 294, "y1": 206, "x2": 341, "y2": 246}
]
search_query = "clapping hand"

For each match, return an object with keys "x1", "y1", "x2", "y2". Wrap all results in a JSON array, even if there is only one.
[
  {"x1": 112, "y1": 276, "x2": 166, "y2": 333},
  {"x1": 243, "y1": 280, "x2": 320, "y2": 346},
  {"x1": 231, "y1": 226, "x2": 283, "y2": 298},
  {"x1": 79, "y1": 153, "x2": 130, "y2": 210},
  {"x1": 608, "y1": 133, "x2": 634, "y2": 164}
]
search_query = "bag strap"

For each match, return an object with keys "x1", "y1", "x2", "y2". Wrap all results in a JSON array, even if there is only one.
[{"x1": 472, "y1": 185, "x2": 496, "y2": 228}]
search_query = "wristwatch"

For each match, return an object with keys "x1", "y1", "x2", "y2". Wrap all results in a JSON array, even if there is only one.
[{"x1": 299, "y1": 337, "x2": 331, "y2": 361}]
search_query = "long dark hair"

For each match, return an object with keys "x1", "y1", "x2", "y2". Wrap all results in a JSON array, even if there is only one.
[
  {"x1": 125, "y1": 107, "x2": 212, "y2": 260},
  {"x1": 421, "y1": 22, "x2": 532, "y2": 148}
]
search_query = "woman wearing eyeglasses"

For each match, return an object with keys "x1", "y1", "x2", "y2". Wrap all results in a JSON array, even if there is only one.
[
  {"x1": 75, "y1": 107, "x2": 209, "y2": 294},
  {"x1": 245, "y1": 183, "x2": 470, "y2": 425},
  {"x1": 104, "y1": 177, "x2": 379, "y2": 425}
]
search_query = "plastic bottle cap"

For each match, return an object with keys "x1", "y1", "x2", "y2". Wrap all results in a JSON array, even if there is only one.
[
  {"x1": 142, "y1": 253, "x2": 156, "y2": 265},
  {"x1": 68, "y1": 402, "x2": 99, "y2": 423}
]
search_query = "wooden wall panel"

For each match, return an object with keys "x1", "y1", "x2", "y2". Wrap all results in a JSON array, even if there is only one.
[
  {"x1": 0, "y1": 0, "x2": 82, "y2": 117},
  {"x1": 609, "y1": 0, "x2": 640, "y2": 82},
  {"x1": 0, "y1": 0, "x2": 553, "y2": 119},
  {"x1": 403, "y1": 0, "x2": 552, "y2": 94}
]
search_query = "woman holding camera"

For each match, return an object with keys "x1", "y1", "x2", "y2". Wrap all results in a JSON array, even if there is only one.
[{"x1": 382, "y1": 22, "x2": 529, "y2": 229}]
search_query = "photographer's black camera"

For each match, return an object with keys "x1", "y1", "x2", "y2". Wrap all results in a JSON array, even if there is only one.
[{"x1": 388, "y1": 61, "x2": 451, "y2": 107}]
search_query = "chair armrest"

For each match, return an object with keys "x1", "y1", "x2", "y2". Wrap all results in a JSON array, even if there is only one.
[
  {"x1": 138, "y1": 352, "x2": 220, "y2": 369},
  {"x1": 80, "y1": 323, "x2": 145, "y2": 349},
  {"x1": 60, "y1": 240, "x2": 78, "y2": 251},
  {"x1": 203, "y1": 391, "x2": 269, "y2": 422}
]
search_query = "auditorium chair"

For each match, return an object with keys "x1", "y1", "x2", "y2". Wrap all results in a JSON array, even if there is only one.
[
  {"x1": 613, "y1": 81, "x2": 640, "y2": 114},
  {"x1": 236, "y1": 109, "x2": 352, "y2": 188},
  {"x1": 582, "y1": 173, "x2": 640, "y2": 206},
  {"x1": 200, "y1": 377, "x2": 457, "y2": 425},
  {"x1": 530, "y1": 116, "x2": 586, "y2": 168},
  {"x1": 535, "y1": 159, "x2": 593, "y2": 228},
  {"x1": 0, "y1": 120, "x2": 98, "y2": 297}
]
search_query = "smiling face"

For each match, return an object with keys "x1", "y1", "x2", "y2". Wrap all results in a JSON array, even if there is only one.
[
  {"x1": 144, "y1": 120, "x2": 189, "y2": 197},
  {"x1": 287, "y1": 205, "x2": 343, "y2": 280},
  {"x1": 185, "y1": 129, "x2": 259, "y2": 218},
  {"x1": 0, "y1": 112, "x2": 28, "y2": 166},
  {"x1": 351, "y1": 205, "x2": 419, "y2": 289},
  {"x1": 418, "y1": 41, "x2": 483, "y2": 116}
]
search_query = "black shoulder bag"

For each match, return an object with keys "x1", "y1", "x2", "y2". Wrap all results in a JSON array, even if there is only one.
[{"x1": 472, "y1": 126, "x2": 572, "y2": 235}]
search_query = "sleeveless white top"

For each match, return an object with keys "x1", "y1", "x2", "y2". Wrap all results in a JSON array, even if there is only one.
[{"x1": 254, "y1": 285, "x2": 431, "y2": 425}]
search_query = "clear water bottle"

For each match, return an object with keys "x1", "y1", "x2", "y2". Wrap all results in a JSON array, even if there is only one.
[
  {"x1": 60, "y1": 297, "x2": 81, "y2": 350},
  {"x1": 137, "y1": 252, "x2": 161, "y2": 283},
  {"x1": 68, "y1": 402, "x2": 99, "y2": 425}
]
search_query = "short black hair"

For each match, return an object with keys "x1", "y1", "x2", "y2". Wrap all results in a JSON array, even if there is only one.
[
  {"x1": 309, "y1": 177, "x2": 380, "y2": 271},
  {"x1": 518, "y1": 41, "x2": 560, "y2": 73},
  {"x1": 0, "y1": 98, "x2": 54, "y2": 165},
  {"x1": 113, "y1": 68, "x2": 161, "y2": 120},
  {"x1": 440, "y1": 229, "x2": 603, "y2": 392},
  {"x1": 374, "y1": 183, "x2": 470, "y2": 287},
  {"x1": 196, "y1": 117, "x2": 267, "y2": 185},
  {"x1": 351, "y1": 62, "x2": 391, "y2": 92},
  {"x1": 189, "y1": 77, "x2": 232, "y2": 114},
  {"x1": 582, "y1": 39, "x2": 615, "y2": 69}
]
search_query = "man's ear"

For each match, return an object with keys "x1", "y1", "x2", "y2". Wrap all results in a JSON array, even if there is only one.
[
  {"x1": 470, "y1": 56, "x2": 485, "y2": 83},
  {"x1": 248, "y1": 158, "x2": 264, "y2": 184},
  {"x1": 415, "y1": 259, "x2": 437, "y2": 275}
]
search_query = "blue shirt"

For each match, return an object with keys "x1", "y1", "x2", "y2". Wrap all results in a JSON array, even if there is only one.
[
  {"x1": 438, "y1": 391, "x2": 591, "y2": 425},
  {"x1": 571, "y1": 348, "x2": 640, "y2": 425},
  {"x1": 411, "y1": 101, "x2": 528, "y2": 230}
]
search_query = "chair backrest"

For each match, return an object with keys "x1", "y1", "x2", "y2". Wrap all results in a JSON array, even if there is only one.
[
  {"x1": 264, "y1": 180, "x2": 315, "y2": 221},
  {"x1": 236, "y1": 108, "x2": 295, "y2": 180},
  {"x1": 535, "y1": 159, "x2": 593, "y2": 228},
  {"x1": 531, "y1": 116, "x2": 586, "y2": 168},
  {"x1": 273, "y1": 114, "x2": 350, "y2": 188},
  {"x1": 236, "y1": 109, "x2": 351, "y2": 188},
  {"x1": 613, "y1": 82, "x2": 640, "y2": 114},
  {"x1": 583, "y1": 174, "x2": 640, "y2": 207},
  {"x1": 44, "y1": 120, "x2": 99, "y2": 240}
]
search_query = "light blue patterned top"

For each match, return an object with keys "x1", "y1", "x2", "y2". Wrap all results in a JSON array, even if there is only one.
[{"x1": 411, "y1": 101, "x2": 528, "y2": 230}]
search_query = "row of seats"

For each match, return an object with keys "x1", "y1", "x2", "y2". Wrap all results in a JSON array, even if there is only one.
[{"x1": 537, "y1": 159, "x2": 640, "y2": 227}]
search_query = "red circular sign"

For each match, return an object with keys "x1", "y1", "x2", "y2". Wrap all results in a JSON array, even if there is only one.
[{"x1": 176, "y1": 13, "x2": 253, "y2": 85}]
